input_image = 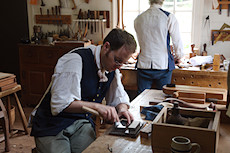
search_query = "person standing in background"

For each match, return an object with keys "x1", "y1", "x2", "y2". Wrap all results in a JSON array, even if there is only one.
[{"x1": 134, "y1": 0, "x2": 184, "y2": 94}]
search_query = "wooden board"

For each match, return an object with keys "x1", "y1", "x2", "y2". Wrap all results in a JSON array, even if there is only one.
[
  {"x1": 0, "y1": 73, "x2": 17, "y2": 91},
  {"x1": 163, "y1": 85, "x2": 227, "y2": 104},
  {"x1": 0, "y1": 72, "x2": 14, "y2": 80}
]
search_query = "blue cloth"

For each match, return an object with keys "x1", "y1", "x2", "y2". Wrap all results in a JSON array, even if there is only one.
[
  {"x1": 31, "y1": 48, "x2": 115, "y2": 137},
  {"x1": 141, "y1": 105, "x2": 164, "y2": 121},
  {"x1": 137, "y1": 69, "x2": 172, "y2": 94}
]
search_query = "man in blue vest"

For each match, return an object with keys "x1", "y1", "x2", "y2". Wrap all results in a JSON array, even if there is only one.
[
  {"x1": 134, "y1": 0, "x2": 184, "y2": 94},
  {"x1": 30, "y1": 28, "x2": 137, "y2": 153}
]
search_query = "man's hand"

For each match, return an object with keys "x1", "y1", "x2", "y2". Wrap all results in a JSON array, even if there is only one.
[
  {"x1": 95, "y1": 104, "x2": 120, "y2": 123},
  {"x1": 116, "y1": 103, "x2": 134, "y2": 125}
]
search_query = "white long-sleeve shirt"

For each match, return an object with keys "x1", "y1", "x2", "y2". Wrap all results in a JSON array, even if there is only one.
[
  {"x1": 134, "y1": 4, "x2": 184, "y2": 70},
  {"x1": 50, "y1": 45, "x2": 130, "y2": 115}
]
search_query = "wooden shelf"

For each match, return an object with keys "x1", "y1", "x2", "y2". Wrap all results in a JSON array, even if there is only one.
[
  {"x1": 216, "y1": 0, "x2": 230, "y2": 9},
  {"x1": 35, "y1": 15, "x2": 71, "y2": 25}
]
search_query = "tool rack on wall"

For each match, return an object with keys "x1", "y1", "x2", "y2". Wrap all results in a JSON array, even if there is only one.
[
  {"x1": 217, "y1": 0, "x2": 230, "y2": 9},
  {"x1": 211, "y1": 30, "x2": 230, "y2": 45},
  {"x1": 35, "y1": 15, "x2": 72, "y2": 24}
]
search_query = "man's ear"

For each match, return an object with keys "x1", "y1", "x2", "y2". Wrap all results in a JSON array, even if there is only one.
[{"x1": 103, "y1": 41, "x2": 111, "y2": 53}]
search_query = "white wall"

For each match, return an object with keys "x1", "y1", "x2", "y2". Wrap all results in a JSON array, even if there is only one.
[
  {"x1": 27, "y1": 0, "x2": 115, "y2": 44},
  {"x1": 27, "y1": 0, "x2": 230, "y2": 58},
  {"x1": 201, "y1": 0, "x2": 230, "y2": 58}
]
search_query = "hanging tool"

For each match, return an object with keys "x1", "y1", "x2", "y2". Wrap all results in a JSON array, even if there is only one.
[
  {"x1": 121, "y1": 0, "x2": 125, "y2": 29},
  {"x1": 97, "y1": 11, "x2": 100, "y2": 32},
  {"x1": 71, "y1": 0, "x2": 77, "y2": 10},
  {"x1": 214, "y1": 23, "x2": 230, "y2": 44},
  {"x1": 40, "y1": 7, "x2": 43, "y2": 15},
  {"x1": 94, "y1": 11, "x2": 97, "y2": 33},
  {"x1": 59, "y1": 0, "x2": 62, "y2": 8},
  {"x1": 116, "y1": 0, "x2": 120, "y2": 28},
  {"x1": 47, "y1": 9, "x2": 50, "y2": 24},
  {"x1": 30, "y1": 0, "x2": 38, "y2": 5},
  {"x1": 228, "y1": 0, "x2": 230, "y2": 16},
  {"x1": 203, "y1": 15, "x2": 209, "y2": 28},
  {"x1": 103, "y1": 11, "x2": 106, "y2": 32},
  {"x1": 58, "y1": 6, "x2": 62, "y2": 27},
  {"x1": 219, "y1": 0, "x2": 222, "y2": 14},
  {"x1": 55, "y1": 6, "x2": 58, "y2": 25},
  {"x1": 212, "y1": 31, "x2": 218, "y2": 45},
  {"x1": 41, "y1": 0, "x2": 45, "y2": 6}
]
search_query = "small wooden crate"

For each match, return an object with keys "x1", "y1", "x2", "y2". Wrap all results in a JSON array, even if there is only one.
[{"x1": 151, "y1": 107, "x2": 220, "y2": 153}]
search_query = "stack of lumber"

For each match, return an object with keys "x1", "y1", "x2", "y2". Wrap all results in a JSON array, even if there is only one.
[
  {"x1": 163, "y1": 85, "x2": 227, "y2": 105},
  {"x1": 0, "y1": 73, "x2": 17, "y2": 92}
]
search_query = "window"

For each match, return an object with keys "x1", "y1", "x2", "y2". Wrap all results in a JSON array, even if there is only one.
[{"x1": 123, "y1": 0, "x2": 193, "y2": 53}]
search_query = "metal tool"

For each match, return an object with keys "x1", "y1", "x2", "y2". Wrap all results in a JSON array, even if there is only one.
[
  {"x1": 71, "y1": 0, "x2": 77, "y2": 10},
  {"x1": 41, "y1": 0, "x2": 45, "y2": 6},
  {"x1": 228, "y1": 0, "x2": 230, "y2": 16},
  {"x1": 116, "y1": 0, "x2": 120, "y2": 28},
  {"x1": 219, "y1": 0, "x2": 222, "y2": 14},
  {"x1": 82, "y1": 106, "x2": 125, "y2": 128}
]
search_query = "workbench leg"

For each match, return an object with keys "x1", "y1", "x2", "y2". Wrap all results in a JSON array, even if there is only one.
[
  {"x1": 0, "y1": 99, "x2": 10, "y2": 152},
  {"x1": 13, "y1": 93, "x2": 29, "y2": 134},
  {"x1": 6, "y1": 96, "x2": 12, "y2": 133}
]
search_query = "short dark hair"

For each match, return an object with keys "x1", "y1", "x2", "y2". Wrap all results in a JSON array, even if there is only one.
[{"x1": 103, "y1": 28, "x2": 137, "y2": 53}]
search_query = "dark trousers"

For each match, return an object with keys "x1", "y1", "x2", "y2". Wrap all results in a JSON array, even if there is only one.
[{"x1": 137, "y1": 68, "x2": 172, "y2": 94}]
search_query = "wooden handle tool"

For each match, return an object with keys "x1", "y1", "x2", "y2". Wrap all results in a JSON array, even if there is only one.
[
  {"x1": 72, "y1": 0, "x2": 77, "y2": 10},
  {"x1": 82, "y1": 106, "x2": 100, "y2": 116}
]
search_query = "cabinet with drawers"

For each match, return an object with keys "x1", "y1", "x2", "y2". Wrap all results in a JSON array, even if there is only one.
[{"x1": 18, "y1": 42, "x2": 90, "y2": 106}]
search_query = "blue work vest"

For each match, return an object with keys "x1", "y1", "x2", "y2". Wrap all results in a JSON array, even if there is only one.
[{"x1": 31, "y1": 48, "x2": 115, "y2": 137}]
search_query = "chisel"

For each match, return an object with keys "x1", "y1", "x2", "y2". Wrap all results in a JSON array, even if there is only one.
[
  {"x1": 228, "y1": 0, "x2": 230, "y2": 16},
  {"x1": 219, "y1": 0, "x2": 222, "y2": 15},
  {"x1": 82, "y1": 106, "x2": 126, "y2": 128}
]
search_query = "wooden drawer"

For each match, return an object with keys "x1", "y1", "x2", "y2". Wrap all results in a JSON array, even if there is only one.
[
  {"x1": 39, "y1": 47, "x2": 62, "y2": 65},
  {"x1": 19, "y1": 46, "x2": 39, "y2": 64}
]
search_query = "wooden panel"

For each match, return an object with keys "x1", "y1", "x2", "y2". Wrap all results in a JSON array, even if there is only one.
[
  {"x1": 171, "y1": 69, "x2": 227, "y2": 89},
  {"x1": 178, "y1": 97, "x2": 205, "y2": 104},
  {"x1": 216, "y1": 0, "x2": 230, "y2": 9},
  {"x1": 177, "y1": 91, "x2": 206, "y2": 99},
  {"x1": 18, "y1": 43, "x2": 90, "y2": 106},
  {"x1": 39, "y1": 47, "x2": 62, "y2": 65},
  {"x1": 120, "y1": 68, "x2": 228, "y2": 90},
  {"x1": 35, "y1": 15, "x2": 72, "y2": 24},
  {"x1": 120, "y1": 69, "x2": 138, "y2": 90},
  {"x1": 19, "y1": 46, "x2": 39, "y2": 64}
]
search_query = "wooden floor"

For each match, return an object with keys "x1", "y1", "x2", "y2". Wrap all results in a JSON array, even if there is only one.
[
  {"x1": 0, "y1": 105, "x2": 230, "y2": 153},
  {"x1": 0, "y1": 107, "x2": 35, "y2": 153}
]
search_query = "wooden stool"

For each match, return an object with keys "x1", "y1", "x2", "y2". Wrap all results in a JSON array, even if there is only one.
[
  {"x1": 0, "y1": 85, "x2": 29, "y2": 135},
  {"x1": 0, "y1": 98, "x2": 10, "y2": 152}
]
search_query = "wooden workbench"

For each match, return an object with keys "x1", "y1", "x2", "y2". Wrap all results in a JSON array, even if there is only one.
[
  {"x1": 83, "y1": 89, "x2": 230, "y2": 153},
  {"x1": 120, "y1": 67, "x2": 228, "y2": 91}
]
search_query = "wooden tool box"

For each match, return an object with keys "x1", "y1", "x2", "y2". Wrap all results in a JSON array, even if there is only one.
[{"x1": 151, "y1": 107, "x2": 220, "y2": 153}]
